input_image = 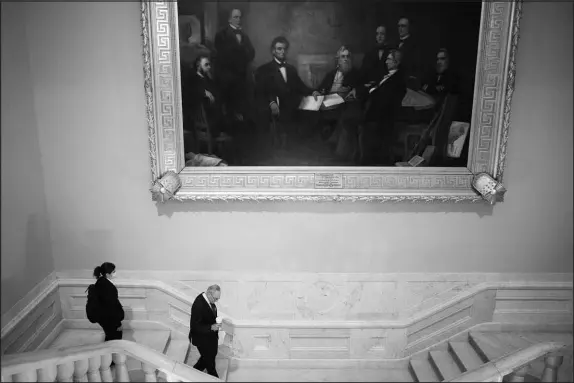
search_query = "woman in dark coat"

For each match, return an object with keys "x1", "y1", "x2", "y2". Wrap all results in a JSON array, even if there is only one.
[{"x1": 93, "y1": 262, "x2": 125, "y2": 341}]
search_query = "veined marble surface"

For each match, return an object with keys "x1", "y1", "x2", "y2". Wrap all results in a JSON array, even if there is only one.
[{"x1": 54, "y1": 271, "x2": 573, "y2": 322}]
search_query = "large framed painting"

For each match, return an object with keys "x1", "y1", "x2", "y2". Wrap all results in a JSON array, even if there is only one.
[{"x1": 141, "y1": 0, "x2": 522, "y2": 202}]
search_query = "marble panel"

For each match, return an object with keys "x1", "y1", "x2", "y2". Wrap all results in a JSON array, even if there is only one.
[
  {"x1": 349, "y1": 328, "x2": 406, "y2": 359},
  {"x1": 230, "y1": 327, "x2": 290, "y2": 359}
]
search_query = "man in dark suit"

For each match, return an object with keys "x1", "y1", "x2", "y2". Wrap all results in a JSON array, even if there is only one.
[
  {"x1": 360, "y1": 49, "x2": 407, "y2": 165},
  {"x1": 182, "y1": 54, "x2": 228, "y2": 141},
  {"x1": 421, "y1": 48, "x2": 460, "y2": 106},
  {"x1": 214, "y1": 9, "x2": 255, "y2": 121},
  {"x1": 360, "y1": 25, "x2": 395, "y2": 86},
  {"x1": 396, "y1": 17, "x2": 422, "y2": 88},
  {"x1": 255, "y1": 36, "x2": 320, "y2": 150},
  {"x1": 189, "y1": 285, "x2": 222, "y2": 378}
]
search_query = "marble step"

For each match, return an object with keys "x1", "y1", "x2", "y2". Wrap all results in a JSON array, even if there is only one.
[
  {"x1": 448, "y1": 341, "x2": 483, "y2": 372},
  {"x1": 185, "y1": 345, "x2": 230, "y2": 381},
  {"x1": 157, "y1": 338, "x2": 191, "y2": 381},
  {"x1": 410, "y1": 359, "x2": 439, "y2": 382},
  {"x1": 469, "y1": 332, "x2": 518, "y2": 362},
  {"x1": 165, "y1": 338, "x2": 190, "y2": 363},
  {"x1": 429, "y1": 350, "x2": 461, "y2": 381}
]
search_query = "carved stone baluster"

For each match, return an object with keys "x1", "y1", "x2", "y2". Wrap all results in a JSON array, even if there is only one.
[
  {"x1": 99, "y1": 354, "x2": 113, "y2": 383},
  {"x1": 87, "y1": 356, "x2": 102, "y2": 382},
  {"x1": 57, "y1": 362, "x2": 75, "y2": 382},
  {"x1": 141, "y1": 363, "x2": 157, "y2": 382},
  {"x1": 507, "y1": 364, "x2": 530, "y2": 382},
  {"x1": 12, "y1": 370, "x2": 37, "y2": 382},
  {"x1": 112, "y1": 354, "x2": 130, "y2": 382},
  {"x1": 541, "y1": 355, "x2": 564, "y2": 382},
  {"x1": 73, "y1": 359, "x2": 89, "y2": 382},
  {"x1": 37, "y1": 365, "x2": 57, "y2": 382}
]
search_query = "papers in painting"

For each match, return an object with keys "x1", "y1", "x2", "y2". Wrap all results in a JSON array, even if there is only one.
[{"x1": 298, "y1": 95, "x2": 324, "y2": 111}]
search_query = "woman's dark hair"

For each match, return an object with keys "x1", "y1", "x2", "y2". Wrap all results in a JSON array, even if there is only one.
[{"x1": 93, "y1": 262, "x2": 116, "y2": 278}]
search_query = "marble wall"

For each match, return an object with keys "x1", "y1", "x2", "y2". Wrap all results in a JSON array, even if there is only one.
[
  {"x1": 52, "y1": 271, "x2": 572, "y2": 360},
  {"x1": 55, "y1": 271, "x2": 573, "y2": 322}
]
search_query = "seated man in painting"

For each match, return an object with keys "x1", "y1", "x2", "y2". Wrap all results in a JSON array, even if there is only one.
[
  {"x1": 254, "y1": 36, "x2": 320, "y2": 150},
  {"x1": 421, "y1": 48, "x2": 460, "y2": 108},
  {"x1": 314, "y1": 46, "x2": 363, "y2": 159},
  {"x1": 182, "y1": 54, "x2": 230, "y2": 147},
  {"x1": 359, "y1": 49, "x2": 407, "y2": 165}
]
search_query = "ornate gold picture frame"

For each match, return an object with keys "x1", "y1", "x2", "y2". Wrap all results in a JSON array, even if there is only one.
[{"x1": 141, "y1": 1, "x2": 522, "y2": 203}]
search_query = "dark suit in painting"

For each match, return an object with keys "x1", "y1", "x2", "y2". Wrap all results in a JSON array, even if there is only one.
[
  {"x1": 397, "y1": 36, "x2": 422, "y2": 87},
  {"x1": 182, "y1": 72, "x2": 224, "y2": 138},
  {"x1": 214, "y1": 25, "x2": 255, "y2": 117},
  {"x1": 189, "y1": 293, "x2": 219, "y2": 378},
  {"x1": 255, "y1": 59, "x2": 314, "y2": 138},
  {"x1": 360, "y1": 44, "x2": 394, "y2": 84},
  {"x1": 360, "y1": 69, "x2": 407, "y2": 165}
]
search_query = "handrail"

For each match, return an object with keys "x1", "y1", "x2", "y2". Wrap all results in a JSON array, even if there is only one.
[
  {"x1": 447, "y1": 341, "x2": 567, "y2": 382},
  {"x1": 1, "y1": 339, "x2": 222, "y2": 382},
  {"x1": 4, "y1": 277, "x2": 571, "y2": 340}
]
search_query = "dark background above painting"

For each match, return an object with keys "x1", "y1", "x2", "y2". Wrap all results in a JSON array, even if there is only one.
[{"x1": 178, "y1": 0, "x2": 481, "y2": 80}]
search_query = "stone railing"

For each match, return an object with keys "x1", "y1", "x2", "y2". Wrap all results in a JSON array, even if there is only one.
[
  {"x1": 0, "y1": 339, "x2": 222, "y2": 382},
  {"x1": 449, "y1": 342, "x2": 568, "y2": 382}
]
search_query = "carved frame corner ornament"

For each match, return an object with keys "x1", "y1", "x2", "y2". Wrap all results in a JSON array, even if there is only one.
[
  {"x1": 140, "y1": 1, "x2": 523, "y2": 204},
  {"x1": 471, "y1": 173, "x2": 507, "y2": 205},
  {"x1": 150, "y1": 171, "x2": 182, "y2": 203}
]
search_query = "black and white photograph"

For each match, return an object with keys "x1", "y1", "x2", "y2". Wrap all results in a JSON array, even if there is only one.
[{"x1": 178, "y1": 0, "x2": 481, "y2": 167}]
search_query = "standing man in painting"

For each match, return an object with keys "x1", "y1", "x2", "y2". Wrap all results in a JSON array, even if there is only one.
[
  {"x1": 361, "y1": 25, "x2": 394, "y2": 86},
  {"x1": 189, "y1": 284, "x2": 222, "y2": 378},
  {"x1": 255, "y1": 36, "x2": 320, "y2": 150},
  {"x1": 396, "y1": 17, "x2": 422, "y2": 88},
  {"x1": 215, "y1": 8, "x2": 256, "y2": 122}
]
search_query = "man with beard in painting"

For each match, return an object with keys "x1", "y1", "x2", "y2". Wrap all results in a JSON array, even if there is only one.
[
  {"x1": 255, "y1": 36, "x2": 320, "y2": 150},
  {"x1": 314, "y1": 46, "x2": 363, "y2": 160},
  {"x1": 183, "y1": 55, "x2": 230, "y2": 144}
]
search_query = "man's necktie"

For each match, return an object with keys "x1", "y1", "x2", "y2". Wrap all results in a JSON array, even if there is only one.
[{"x1": 210, "y1": 303, "x2": 217, "y2": 315}]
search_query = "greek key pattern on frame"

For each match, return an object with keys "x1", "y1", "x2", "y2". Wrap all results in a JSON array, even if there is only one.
[{"x1": 178, "y1": 173, "x2": 473, "y2": 190}]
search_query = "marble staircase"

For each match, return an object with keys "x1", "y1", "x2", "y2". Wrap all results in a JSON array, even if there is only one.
[
  {"x1": 409, "y1": 331, "x2": 572, "y2": 382},
  {"x1": 42, "y1": 328, "x2": 230, "y2": 381},
  {"x1": 35, "y1": 325, "x2": 572, "y2": 382}
]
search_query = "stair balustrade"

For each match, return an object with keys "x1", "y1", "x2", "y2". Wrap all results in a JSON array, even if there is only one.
[
  {"x1": 448, "y1": 341, "x2": 568, "y2": 382},
  {"x1": 1, "y1": 340, "x2": 222, "y2": 383}
]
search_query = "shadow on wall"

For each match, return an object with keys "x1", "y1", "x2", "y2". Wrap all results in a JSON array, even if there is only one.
[
  {"x1": 1, "y1": 214, "x2": 54, "y2": 315},
  {"x1": 154, "y1": 199, "x2": 495, "y2": 218}
]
